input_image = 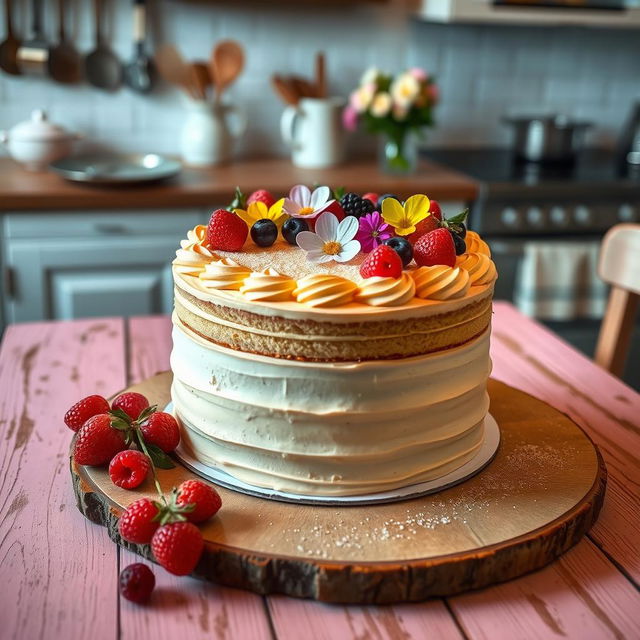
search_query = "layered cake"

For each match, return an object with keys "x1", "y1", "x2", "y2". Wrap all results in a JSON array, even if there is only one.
[{"x1": 170, "y1": 187, "x2": 497, "y2": 496}]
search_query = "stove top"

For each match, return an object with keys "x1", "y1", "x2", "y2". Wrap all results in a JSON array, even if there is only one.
[
  {"x1": 424, "y1": 148, "x2": 640, "y2": 235},
  {"x1": 425, "y1": 148, "x2": 640, "y2": 187}
]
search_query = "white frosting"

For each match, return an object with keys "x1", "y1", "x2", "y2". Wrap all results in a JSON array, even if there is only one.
[{"x1": 170, "y1": 320, "x2": 492, "y2": 496}]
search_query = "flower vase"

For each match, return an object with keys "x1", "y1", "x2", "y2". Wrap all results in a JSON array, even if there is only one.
[{"x1": 379, "y1": 130, "x2": 418, "y2": 175}]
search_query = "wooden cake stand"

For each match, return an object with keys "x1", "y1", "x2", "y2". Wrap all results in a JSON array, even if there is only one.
[{"x1": 71, "y1": 373, "x2": 606, "y2": 604}]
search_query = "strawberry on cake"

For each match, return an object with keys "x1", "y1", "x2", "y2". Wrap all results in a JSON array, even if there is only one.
[{"x1": 170, "y1": 187, "x2": 497, "y2": 497}]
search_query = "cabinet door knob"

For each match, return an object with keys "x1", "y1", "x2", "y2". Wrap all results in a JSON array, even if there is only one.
[{"x1": 94, "y1": 223, "x2": 128, "y2": 234}]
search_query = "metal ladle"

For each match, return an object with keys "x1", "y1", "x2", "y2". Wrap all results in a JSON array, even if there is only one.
[
  {"x1": 85, "y1": 0, "x2": 122, "y2": 91},
  {"x1": 48, "y1": 0, "x2": 81, "y2": 83},
  {"x1": 123, "y1": 0, "x2": 154, "y2": 93},
  {"x1": 0, "y1": 0, "x2": 21, "y2": 75}
]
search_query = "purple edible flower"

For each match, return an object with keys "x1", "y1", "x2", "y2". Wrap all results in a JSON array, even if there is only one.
[{"x1": 356, "y1": 211, "x2": 393, "y2": 253}]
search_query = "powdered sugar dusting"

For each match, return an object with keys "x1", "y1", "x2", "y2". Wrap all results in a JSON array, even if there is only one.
[
  {"x1": 216, "y1": 241, "x2": 367, "y2": 283},
  {"x1": 264, "y1": 439, "x2": 572, "y2": 561}
]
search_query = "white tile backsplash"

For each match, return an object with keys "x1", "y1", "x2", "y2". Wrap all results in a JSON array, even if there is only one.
[{"x1": 1, "y1": 1, "x2": 638, "y2": 157}]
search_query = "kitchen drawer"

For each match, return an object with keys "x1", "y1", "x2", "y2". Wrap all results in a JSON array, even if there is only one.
[
  {"x1": 4, "y1": 235, "x2": 179, "y2": 322},
  {"x1": 3, "y1": 210, "x2": 206, "y2": 239}
]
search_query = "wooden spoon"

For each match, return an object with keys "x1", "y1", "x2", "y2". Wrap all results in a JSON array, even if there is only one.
[
  {"x1": 290, "y1": 75, "x2": 317, "y2": 99},
  {"x1": 0, "y1": 0, "x2": 21, "y2": 76},
  {"x1": 155, "y1": 43, "x2": 196, "y2": 98},
  {"x1": 210, "y1": 40, "x2": 244, "y2": 103},
  {"x1": 315, "y1": 51, "x2": 326, "y2": 99},
  {"x1": 271, "y1": 74, "x2": 299, "y2": 106},
  {"x1": 191, "y1": 61, "x2": 211, "y2": 101},
  {"x1": 48, "y1": 0, "x2": 81, "y2": 84}
]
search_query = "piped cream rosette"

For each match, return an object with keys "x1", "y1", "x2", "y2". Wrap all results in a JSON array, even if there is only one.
[
  {"x1": 412, "y1": 266, "x2": 471, "y2": 300},
  {"x1": 173, "y1": 225, "x2": 216, "y2": 276},
  {"x1": 456, "y1": 252, "x2": 497, "y2": 285}
]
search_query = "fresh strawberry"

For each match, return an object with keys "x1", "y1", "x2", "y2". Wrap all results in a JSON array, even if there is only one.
[
  {"x1": 206, "y1": 209, "x2": 248, "y2": 251},
  {"x1": 118, "y1": 498, "x2": 162, "y2": 544},
  {"x1": 414, "y1": 228, "x2": 456, "y2": 268},
  {"x1": 151, "y1": 522, "x2": 204, "y2": 576},
  {"x1": 120, "y1": 563, "x2": 155, "y2": 604},
  {"x1": 406, "y1": 215, "x2": 440, "y2": 245},
  {"x1": 109, "y1": 450, "x2": 150, "y2": 490},
  {"x1": 73, "y1": 414, "x2": 127, "y2": 466},
  {"x1": 64, "y1": 395, "x2": 110, "y2": 432},
  {"x1": 246, "y1": 189, "x2": 276, "y2": 209},
  {"x1": 362, "y1": 192, "x2": 379, "y2": 205},
  {"x1": 429, "y1": 199, "x2": 442, "y2": 221},
  {"x1": 140, "y1": 412, "x2": 180, "y2": 453},
  {"x1": 112, "y1": 392, "x2": 149, "y2": 421},
  {"x1": 359, "y1": 245, "x2": 403, "y2": 279},
  {"x1": 176, "y1": 480, "x2": 222, "y2": 523}
]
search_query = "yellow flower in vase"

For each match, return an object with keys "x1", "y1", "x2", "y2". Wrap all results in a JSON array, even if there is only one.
[
  {"x1": 235, "y1": 198, "x2": 287, "y2": 228},
  {"x1": 381, "y1": 194, "x2": 431, "y2": 236}
]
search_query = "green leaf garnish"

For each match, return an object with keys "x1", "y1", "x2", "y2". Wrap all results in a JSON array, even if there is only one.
[{"x1": 146, "y1": 443, "x2": 176, "y2": 470}]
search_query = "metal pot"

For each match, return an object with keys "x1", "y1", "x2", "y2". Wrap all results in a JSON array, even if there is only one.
[{"x1": 503, "y1": 115, "x2": 591, "y2": 163}]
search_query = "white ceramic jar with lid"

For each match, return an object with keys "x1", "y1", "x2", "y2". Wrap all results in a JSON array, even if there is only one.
[{"x1": 0, "y1": 109, "x2": 81, "y2": 171}]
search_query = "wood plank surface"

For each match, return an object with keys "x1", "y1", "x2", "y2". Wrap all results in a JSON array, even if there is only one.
[
  {"x1": 0, "y1": 157, "x2": 479, "y2": 212},
  {"x1": 268, "y1": 596, "x2": 465, "y2": 640},
  {"x1": 0, "y1": 318, "x2": 126, "y2": 640},
  {"x1": 450, "y1": 539, "x2": 640, "y2": 640},
  {"x1": 121, "y1": 316, "x2": 272, "y2": 640},
  {"x1": 490, "y1": 301, "x2": 640, "y2": 585}
]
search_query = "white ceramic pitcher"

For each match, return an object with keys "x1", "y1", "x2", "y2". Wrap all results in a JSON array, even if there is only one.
[
  {"x1": 280, "y1": 97, "x2": 345, "y2": 169},
  {"x1": 180, "y1": 100, "x2": 246, "y2": 166}
]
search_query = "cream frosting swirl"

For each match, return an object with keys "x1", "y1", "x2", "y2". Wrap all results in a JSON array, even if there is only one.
[
  {"x1": 457, "y1": 252, "x2": 497, "y2": 285},
  {"x1": 199, "y1": 258, "x2": 252, "y2": 290},
  {"x1": 355, "y1": 272, "x2": 416, "y2": 307},
  {"x1": 240, "y1": 268, "x2": 297, "y2": 302},
  {"x1": 465, "y1": 231, "x2": 491, "y2": 257},
  {"x1": 173, "y1": 225, "x2": 216, "y2": 276},
  {"x1": 293, "y1": 274, "x2": 358, "y2": 308},
  {"x1": 412, "y1": 266, "x2": 471, "y2": 300}
]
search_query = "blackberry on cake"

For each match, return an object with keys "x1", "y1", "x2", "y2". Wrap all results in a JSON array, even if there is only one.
[{"x1": 340, "y1": 192, "x2": 375, "y2": 219}]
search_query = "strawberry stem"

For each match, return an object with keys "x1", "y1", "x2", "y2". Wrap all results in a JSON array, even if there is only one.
[{"x1": 134, "y1": 428, "x2": 167, "y2": 506}]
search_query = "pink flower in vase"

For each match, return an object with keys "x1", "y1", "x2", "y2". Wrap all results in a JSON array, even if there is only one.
[
  {"x1": 356, "y1": 211, "x2": 393, "y2": 253},
  {"x1": 409, "y1": 67, "x2": 428, "y2": 82},
  {"x1": 342, "y1": 104, "x2": 359, "y2": 132}
]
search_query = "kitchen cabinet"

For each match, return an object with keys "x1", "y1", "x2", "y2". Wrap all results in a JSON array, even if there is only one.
[{"x1": 2, "y1": 210, "x2": 205, "y2": 324}]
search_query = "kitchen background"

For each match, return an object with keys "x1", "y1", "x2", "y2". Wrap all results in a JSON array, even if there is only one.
[
  {"x1": 1, "y1": 1, "x2": 639, "y2": 154},
  {"x1": 0, "y1": 0, "x2": 638, "y2": 388}
]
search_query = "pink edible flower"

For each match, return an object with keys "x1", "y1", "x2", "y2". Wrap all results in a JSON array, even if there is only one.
[{"x1": 356, "y1": 211, "x2": 393, "y2": 253}]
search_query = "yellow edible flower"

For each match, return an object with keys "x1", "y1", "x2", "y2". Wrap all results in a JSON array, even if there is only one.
[
  {"x1": 381, "y1": 194, "x2": 431, "y2": 236},
  {"x1": 235, "y1": 198, "x2": 287, "y2": 228}
]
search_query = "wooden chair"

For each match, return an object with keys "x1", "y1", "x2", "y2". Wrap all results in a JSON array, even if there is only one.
[{"x1": 594, "y1": 223, "x2": 640, "y2": 377}]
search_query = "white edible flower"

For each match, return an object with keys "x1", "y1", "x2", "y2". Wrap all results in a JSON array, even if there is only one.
[
  {"x1": 296, "y1": 212, "x2": 361, "y2": 264},
  {"x1": 370, "y1": 92, "x2": 392, "y2": 118},
  {"x1": 283, "y1": 184, "x2": 334, "y2": 221},
  {"x1": 391, "y1": 72, "x2": 420, "y2": 109}
]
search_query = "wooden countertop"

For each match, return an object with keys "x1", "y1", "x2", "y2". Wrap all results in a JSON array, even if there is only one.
[{"x1": 0, "y1": 157, "x2": 479, "y2": 211}]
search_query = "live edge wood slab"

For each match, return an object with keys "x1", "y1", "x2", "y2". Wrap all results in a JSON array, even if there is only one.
[
  {"x1": 71, "y1": 373, "x2": 606, "y2": 604},
  {"x1": 0, "y1": 157, "x2": 478, "y2": 211}
]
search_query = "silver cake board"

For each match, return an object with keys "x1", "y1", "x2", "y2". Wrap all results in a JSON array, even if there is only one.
[{"x1": 168, "y1": 402, "x2": 501, "y2": 507}]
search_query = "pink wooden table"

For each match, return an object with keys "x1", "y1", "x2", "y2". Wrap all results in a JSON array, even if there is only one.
[{"x1": 1, "y1": 301, "x2": 639, "y2": 640}]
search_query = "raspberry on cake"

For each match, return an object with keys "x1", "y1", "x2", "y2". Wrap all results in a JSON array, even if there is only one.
[{"x1": 169, "y1": 187, "x2": 497, "y2": 497}]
